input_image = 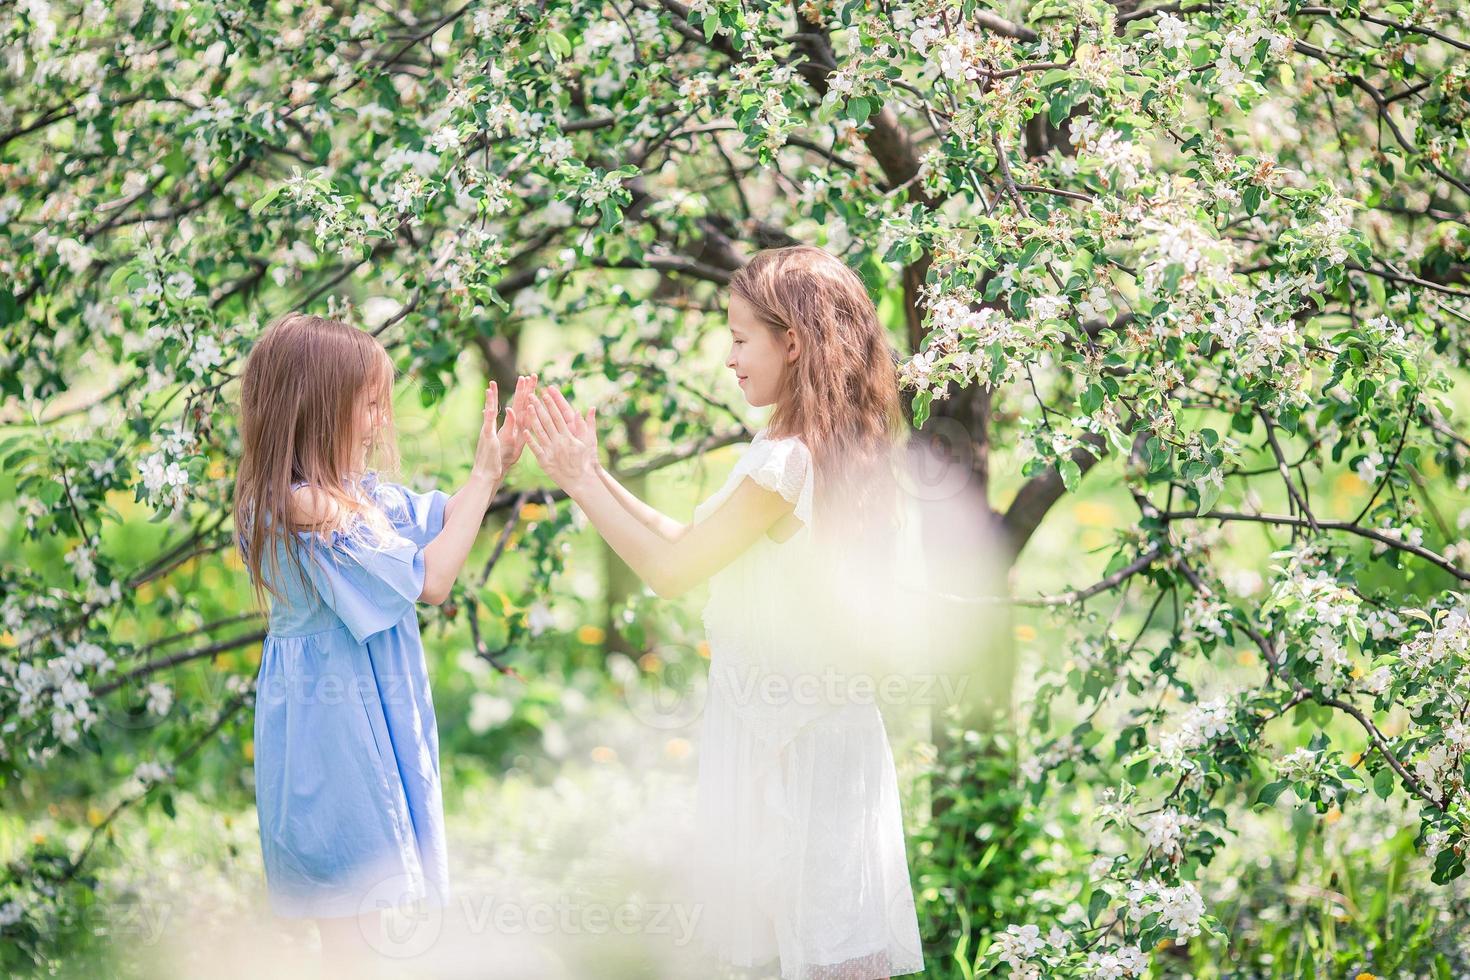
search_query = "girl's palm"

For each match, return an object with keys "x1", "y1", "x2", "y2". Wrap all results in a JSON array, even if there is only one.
[
  {"x1": 545, "y1": 386, "x2": 598, "y2": 457},
  {"x1": 499, "y1": 374, "x2": 536, "y2": 472},
  {"x1": 526, "y1": 388, "x2": 597, "y2": 488},
  {"x1": 472, "y1": 381, "x2": 503, "y2": 481}
]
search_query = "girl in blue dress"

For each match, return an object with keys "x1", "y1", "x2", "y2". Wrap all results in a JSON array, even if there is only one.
[{"x1": 231, "y1": 311, "x2": 534, "y2": 965}]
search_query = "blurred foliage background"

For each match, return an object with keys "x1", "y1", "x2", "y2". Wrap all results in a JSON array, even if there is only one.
[{"x1": 5, "y1": 0, "x2": 1470, "y2": 976}]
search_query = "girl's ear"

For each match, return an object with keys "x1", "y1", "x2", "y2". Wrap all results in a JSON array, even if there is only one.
[{"x1": 785, "y1": 327, "x2": 801, "y2": 363}]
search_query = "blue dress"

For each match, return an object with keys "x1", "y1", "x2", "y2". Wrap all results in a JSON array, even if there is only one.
[{"x1": 245, "y1": 471, "x2": 450, "y2": 919}]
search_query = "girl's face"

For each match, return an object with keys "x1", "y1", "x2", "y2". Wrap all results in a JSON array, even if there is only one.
[
  {"x1": 726, "y1": 293, "x2": 799, "y2": 408},
  {"x1": 350, "y1": 386, "x2": 386, "y2": 471}
]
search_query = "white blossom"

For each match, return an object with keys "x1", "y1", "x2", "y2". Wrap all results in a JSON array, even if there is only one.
[
  {"x1": 527, "y1": 601, "x2": 556, "y2": 637},
  {"x1": 187, "y1": 333, "x2": 223, "y2": 376},
  {"x1": 56, "y1": 237, "x2": 94, "y2": 274},
  {"x1": 138, "y1": 452, "x2": 191, "y2": 509},
  {"x1": 133, "y1": 760, "x2": 169, "y2": 784},
  {"x1": 1276, "y1": 745, "x2": 1322, "y2": 781},
  {"x1": 1356, "y1": 449, "x2": 1385, "y2": 484},
  {"x1": 994, "y1": 923, "x2": 1049, "y2": 972},
  {"x1": 145, "y1": 682, "x2": 173, "y2": 716},
  {"x1": 428, "y1": 125, "x2": 462, "y2": 153},
  {"x1": 1139, "y1": 807, "x2": 1191, "y2": 859},
  {"x1": 1086, "y1": 943, "x2": 1148, "y2": 978},
  {"x1": 1030, "y1": 293, "x2": 1068, "y2": 321},
  {"x1": 165, "y1": 270, "x2": 196, "y2": 299},
  {"x1": 1154, "y1": 13, "x2": 1188, "y2": 50}
]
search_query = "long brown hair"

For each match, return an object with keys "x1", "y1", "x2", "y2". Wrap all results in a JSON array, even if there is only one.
[
  {"x1": 727, "y1": 245, "x2": 908, "y2": 544},
  {"x1": 232, "y1": 312, "x2": 401, "y2": 609}
]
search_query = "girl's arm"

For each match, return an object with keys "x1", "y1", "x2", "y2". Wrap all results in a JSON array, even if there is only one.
[
  {"x1": 527, "y1": 391, "x2": 791, "y2": 598},
  {"x1": 422, "y1": 377, "x2": 528, "y2": 603},
  {"x1": 421, "y1": 471, "x2": 500, "y2": 604},
  {"x1": 287, "y1": 470, "x2": 503, "y2": 605},
  {"x1": 442, "y1": 479, "x2": 489, "y2": 529},
  {"x1": 574, "y1": 466, "x2": 788, "y2": 599},
  {"x1": 595, "y1": 463, "x2": 689, "y2": 542},
  {"x1": 540, "y1": 386, "x2": 688, "y2": 542}
]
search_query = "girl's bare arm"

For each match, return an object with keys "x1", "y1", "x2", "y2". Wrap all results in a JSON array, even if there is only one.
[
  {"x1": 290, "y1": 473, "x2": 502, "y2": 606},
  {"x1": 420, "y1": 472, "x2": 500, "y2": 604},
  {"x1": 566, "y1": 470, "x2": 791, "y2": 599},
  {"x1": 536, "y1": 387, "x2": 687, "y2": 542},
  {"x1": 595, "y1": 463, "x2": 689, "y2": 542},
  {"x1": 528, "y1": 386, "x2": 787, "y2": 594},
  {"x1": 423, "y1": 377, "x2": 523, "y2": 602}
]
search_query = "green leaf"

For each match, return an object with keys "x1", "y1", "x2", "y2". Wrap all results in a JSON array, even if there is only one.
[
  {"x1": 1162, "y1": 262, "x2": 1184, "y2": 293},
  {"x1": 547, "y1": 30, "x2": 572, "y2": 59},
  {"x1": 162, "y1": 148, "x2": 188, "y2": 178},
  {"x1": 1058, "y1": 456, "x2": 1081, "y2": 492},
  {"x1": 249, "y1": 186, "x2": 283, "y2": 217},
  {"x1": 1432, "y1": 846, "x2": 1465, "y2": 884},
  {"x1": 1195, "y1": 470, "x2": 1222, "y2": 513},
  {"x1": 599, "y1": 199, "x2": 622, "y2": 232},
  {"x1": 1088, "y1": 887, "x2": 1110, "y2": 925},
  {"x1": 107, "y1": 262, "x2": 137, "y2": 293},
  {"x1": 1080, "y1": 383, "x2": 1104, "y2": 415},
  {"x1": 1048, "y1": 90, "x2": 1074, "y2": 127},
  {"x1": 1255, "y1": 780, "x2": 1288, "y2": 807},
  {"x1": 912, "y1": 390, "x2": 932, "y2": 428}
]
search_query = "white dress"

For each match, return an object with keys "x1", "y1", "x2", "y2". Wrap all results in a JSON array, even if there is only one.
[{"x1": 689, "y1": 428, "x2": 925, "y2": 980}]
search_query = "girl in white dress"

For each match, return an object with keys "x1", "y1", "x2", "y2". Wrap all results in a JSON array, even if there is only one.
[{"x1": 524, "y1": 244, "x2": 925, "y2": 980}]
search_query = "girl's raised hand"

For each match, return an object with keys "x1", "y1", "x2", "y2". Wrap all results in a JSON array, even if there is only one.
[
  {"x1": 544, "y1": 386, "x2": 598, "y2": 458},
  {"x1": 471, "y1": 381, "x2": 504, "y2": 483},
  {"x1": 499, "y1": 373, "x2": 537, "y2": 473},
  {"x1": 526, "y1": 387, "x2": 598, "y2": 492}
]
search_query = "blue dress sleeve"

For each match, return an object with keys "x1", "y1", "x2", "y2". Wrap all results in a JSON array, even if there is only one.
[
  {"x1": 373, "y1": 480, "x2": 450, "y2": 549},
  {"x1": 298, "y1": 523, "x2": 426, "y2": 645}
]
